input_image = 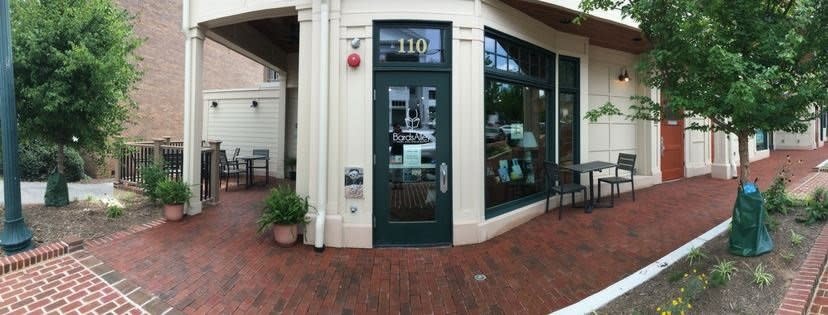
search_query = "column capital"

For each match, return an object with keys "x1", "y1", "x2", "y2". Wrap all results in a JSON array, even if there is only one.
[{"x1": 185, "y1": 27, "x2": 205, "y2": 40}]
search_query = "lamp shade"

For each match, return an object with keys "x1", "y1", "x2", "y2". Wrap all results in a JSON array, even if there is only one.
[{"x1": 520, "y1": 131, "x2": 538, "y2": 149}]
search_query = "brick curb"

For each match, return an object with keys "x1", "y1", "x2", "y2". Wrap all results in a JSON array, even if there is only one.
[
  {"x1": 0, "y1": 236, "x2": 84, "y2": 277},
  {"x1": 776, "y1": 223, "x2": 828, "y2": 315},
  {"x1": 0, "y1": 217, "x2": 166, "y2": 277}
]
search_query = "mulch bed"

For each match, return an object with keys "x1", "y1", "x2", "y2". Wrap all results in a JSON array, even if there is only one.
[
  {"x1": 0, "y1": 188, "x2": 161, "y2": 256},
  {"x1": 598, "y1": 209, "x2": 824, "y2": 314}
]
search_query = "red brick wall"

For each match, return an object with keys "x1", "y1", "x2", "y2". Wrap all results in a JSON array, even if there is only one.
[{"x1": 117, "y1": 0, "x2": 264, "y2": 140}]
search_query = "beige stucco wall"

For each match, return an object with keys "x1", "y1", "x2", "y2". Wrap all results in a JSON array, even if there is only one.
[{"x1": 187, "y1": 0, "x2": 661, "y2": 248}]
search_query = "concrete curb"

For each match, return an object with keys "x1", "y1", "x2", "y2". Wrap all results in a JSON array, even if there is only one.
[{"x1": 552, "y1": 218, "x2": 732, "y2": 315}]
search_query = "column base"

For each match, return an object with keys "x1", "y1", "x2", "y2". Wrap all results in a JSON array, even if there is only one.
[
  {"x1": 187, "y1": 198, "x2": 203, "y2": 215},
  {"x1": 711, "y1": 163, "x2": 737, "y2": 180},
  {"x1": 0, "y1": 220, "x2": 33, "y2": 255}
]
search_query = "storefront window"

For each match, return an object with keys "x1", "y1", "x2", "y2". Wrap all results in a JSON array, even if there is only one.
[
  {"x1": 483, "y1": 30, "x2": 555, "y2": 216},
  {"x1": 755, "y1": 129, "x2": 768, "y2": 151},
  {"x1": 558, "y1": 56, "x2": 580, "y2": 184},
  {"x1": 484, "y1": 81, "x2": 548, "y2": 210}
]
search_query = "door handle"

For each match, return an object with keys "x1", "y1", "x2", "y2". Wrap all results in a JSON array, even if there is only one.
[{"x1": 440, "y1": 162, "x2": 448, "y2": 193}]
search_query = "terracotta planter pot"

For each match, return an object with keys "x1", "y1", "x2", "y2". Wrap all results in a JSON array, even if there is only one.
[
  {"x1": 163, "y1": 204, "x2": 185, "y2": 221},
  {"x1": 272, "y1": 224, "x2": 298, "y2": 247}
]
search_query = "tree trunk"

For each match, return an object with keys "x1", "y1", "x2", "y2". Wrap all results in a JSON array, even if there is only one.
[
  {"x1": 56, "y1": 143, "x2": 66, "y2": 174},
  {"x1": 737, "y1": 132, "x2": 750, "y2": 184}
]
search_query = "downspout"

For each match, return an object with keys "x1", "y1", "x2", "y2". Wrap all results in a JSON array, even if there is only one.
[
  {"x1": 181, "y1": 0, "x2": 189, "y2": 32},
  {"x1": 314, "y1": 0, "x2": 330, "y2": 252}
]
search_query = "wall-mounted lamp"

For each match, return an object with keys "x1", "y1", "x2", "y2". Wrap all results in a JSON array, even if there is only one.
[
  {"x1": 618, "y1": 69, "x2": 630, "y2": 82},
  {"x1": 210, "y1": 101, "x2": 218, "y2": 108},
  {"x1": 350, "y1": 38, "x2": 361, "y2": 49},
  {"x1": 250, "y1": 100, "x2": 259, "y2": 108}
]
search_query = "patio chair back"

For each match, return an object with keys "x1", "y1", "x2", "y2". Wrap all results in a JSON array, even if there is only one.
[
  {"x1": 616, "y1": 153, "x2": 636, "y2": 176},
  {"x1": 219, "y1": 150, "x2": 230, "y2": 169},
  {"x1": 252, "y1": 149, "x2": 270, "y2": 160},
  {"x1": 231, "y1": 148, "x2": 240, "y2": 161},
  {"x1": 544, "y1": 161, "x2": 563, "y2": 186}
]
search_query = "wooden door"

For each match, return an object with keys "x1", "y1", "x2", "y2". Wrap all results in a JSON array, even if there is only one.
[{"x1": 660, "y1": 99, "x2": 684, "y2": 181}]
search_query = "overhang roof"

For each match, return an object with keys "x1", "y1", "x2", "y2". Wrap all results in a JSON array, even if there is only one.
[{"x1": 501, "y1": 0, "x2": 651, "y2": 54}]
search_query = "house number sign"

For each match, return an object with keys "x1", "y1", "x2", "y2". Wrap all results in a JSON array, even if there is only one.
[
  {"x1": 377, "y1": 25, "x2": 445, "y2": 64},
  {"x1": 397, "y1": 38, "x2": 428, "y2": 54}
]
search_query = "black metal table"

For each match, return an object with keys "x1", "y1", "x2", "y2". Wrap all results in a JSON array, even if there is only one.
[
  {"x1": 562, "y1": 161, "x2": 617, "y2": 213},
  {"x1": 235, "y1": 154, "x2": 266, "y2": 188}
]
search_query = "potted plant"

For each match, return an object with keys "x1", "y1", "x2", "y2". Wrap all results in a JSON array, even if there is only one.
[
  {"x1": 155, "y1": 179, "x2": 191, "y2": 221},
  {"x1": 257, "y1": 186, "x2": 310, "y2": 246}
]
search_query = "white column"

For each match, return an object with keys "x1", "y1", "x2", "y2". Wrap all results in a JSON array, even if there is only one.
[
  {"x1": 648, "y1": 88, "x2": 662, "y2": 179},
  {"x1": 182, "y1": 27, "x2": 205, "y2": 215},
  {"x1": 711, "y1": 130, "x2": 737, "y2": 179}
]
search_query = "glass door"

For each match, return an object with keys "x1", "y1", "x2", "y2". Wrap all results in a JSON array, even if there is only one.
[{"x1": 373, "y1": 72, "x2": 451, "y2": 246}]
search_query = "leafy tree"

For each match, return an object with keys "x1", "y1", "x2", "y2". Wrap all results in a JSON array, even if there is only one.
[
  {"x1": 579, "y1": 0, "x2": 828, "y2": 183},
  {"x1": 11, "y1": 0, "x2": 141, "y2": 205}
]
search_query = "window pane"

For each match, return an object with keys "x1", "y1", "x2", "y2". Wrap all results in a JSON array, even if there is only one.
[
  {"x1": 559, "y1": 59, "x2": 578, "y2": 89},
  {"x1": 378, "y1": 27, "x2": 444, "y2": 64},
  {"x1": 484, "y1": 80, "x2": 548, "y2": 211},
  {"x1": 507, "y1": 58, "x2": 520, "y2": 73},
  {"x1": 496, "y1": 55, "x2": 508, "y2": 71},
  {"x1": 755, "y1": 129, "x2": 768, "y2": 151},
  {"x1": 484, "y1": 36, "x2": 495, "y2": 53},
  {"x1": 484, "y1": 52, "x2": 495, "y2": 68},
  {"x1": 559, "y1": 92, "x2": 576, "y2": 167}
]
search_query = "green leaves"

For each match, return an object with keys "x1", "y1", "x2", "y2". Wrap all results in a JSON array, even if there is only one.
[{"x1": 11, "y1": 0, "x2": 141, "y2": 156}]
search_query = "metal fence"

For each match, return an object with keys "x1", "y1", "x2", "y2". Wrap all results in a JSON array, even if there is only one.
[{"x1": 117, "y1": 138, "x2": 219, "y2": 202}]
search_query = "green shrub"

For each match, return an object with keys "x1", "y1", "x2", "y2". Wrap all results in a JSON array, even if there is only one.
[
  {"x1": 686, "y1": 247, "x2": 707, "y2": 265},
  {"x1": 106, "y1": 205, "x2": 124, "y2": 218},
  {"x1": 257, "y1": 186, "x2": 311, "y2": 233},
  {"x1": 709, "y1": 258, "x2": 737, "y2": 287},
  {"x1": 139, "y1": 163, "x2": 166, "y2": 202},
  {"x1": 656, "y1": 269, "x2": 707, "y2": 314},
  {"x1": 750, "y1": 263, "x2": 774, "y2": 287},
  {"x1": 763, "y1": 156, "x2": 796, "y2": 215},
  {"x1": 804, "y1": 187, "x2": 828, "y2": 224},
  {"x1": 0, "y1": 139, "x2": 85, "y2": 182},
  {"x1": 790, "y1": 229, "x2": 804, "y2": 246},
  {"x1": 155, "y1": 180, "x2": 191, "y2": 205}
]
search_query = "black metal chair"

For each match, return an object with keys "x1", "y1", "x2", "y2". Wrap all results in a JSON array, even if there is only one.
[
  {"x1": 219, "y1": 150, "x2": 246, "y2": 191},
  {"x1": 544, "y1": 161, "x2": 587, "y2": 220},
  {"x1": 251, "y1": 149, "x2": 270, "y2": 185},
  {"x1": 598, "y1": 153, "x2": 637, "y2": 206},
  {"x1": 231, "y1": 147, "x2": 240, "y2": 162}
]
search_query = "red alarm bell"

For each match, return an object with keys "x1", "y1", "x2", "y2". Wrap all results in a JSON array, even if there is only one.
[{"x1": 347, "y1": 53, "x2": 361, "y2": 68}]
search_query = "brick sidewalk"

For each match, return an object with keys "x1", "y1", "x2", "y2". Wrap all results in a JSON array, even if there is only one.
[
  {"x1": 0, "y1": 250, "x2": 182, "y2": 315},
  {"x1": 1, "y1": 146, "x2": 826, "y2": 314}
]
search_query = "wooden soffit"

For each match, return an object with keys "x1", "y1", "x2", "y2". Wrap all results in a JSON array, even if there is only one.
[{"x1": 500, "y1": 0, "x2": 651, "y2": 54}]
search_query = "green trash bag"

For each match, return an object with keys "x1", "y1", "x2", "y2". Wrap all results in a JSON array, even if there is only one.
[
  {"x1": 729, "y1": 182, "x2": 773, "y2": 256},
  {"x1": 44, "y1": 170, "x2": 69, "y2": 207}
]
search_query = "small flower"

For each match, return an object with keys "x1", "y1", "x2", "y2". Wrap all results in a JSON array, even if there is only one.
[
  {"x1": 680, "y1": 287, "x2": 684, "y2": 292},
  {"x1": 657, "y1": 307, "x2": 661, "y2": 311},
  {"x1": 687, "y1": 303, "x2": 692, "y2": 309},
  {"x1": 684, "y1": 273, "x2": 688, "y2": 278},
  {"x1": 672, "y1": 299, "x2": 678, "y2": 306},
  {"x1": 72, "y1": 136, "x2": 79, "y2": 142}
]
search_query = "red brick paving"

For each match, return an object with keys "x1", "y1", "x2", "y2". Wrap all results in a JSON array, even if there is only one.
[
  {"x1": 2, "y1": 147, "x2": 822, "y2": 314},
  {"x1": 0, "y1": 252, "x2": 144, "y2": 315}
]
